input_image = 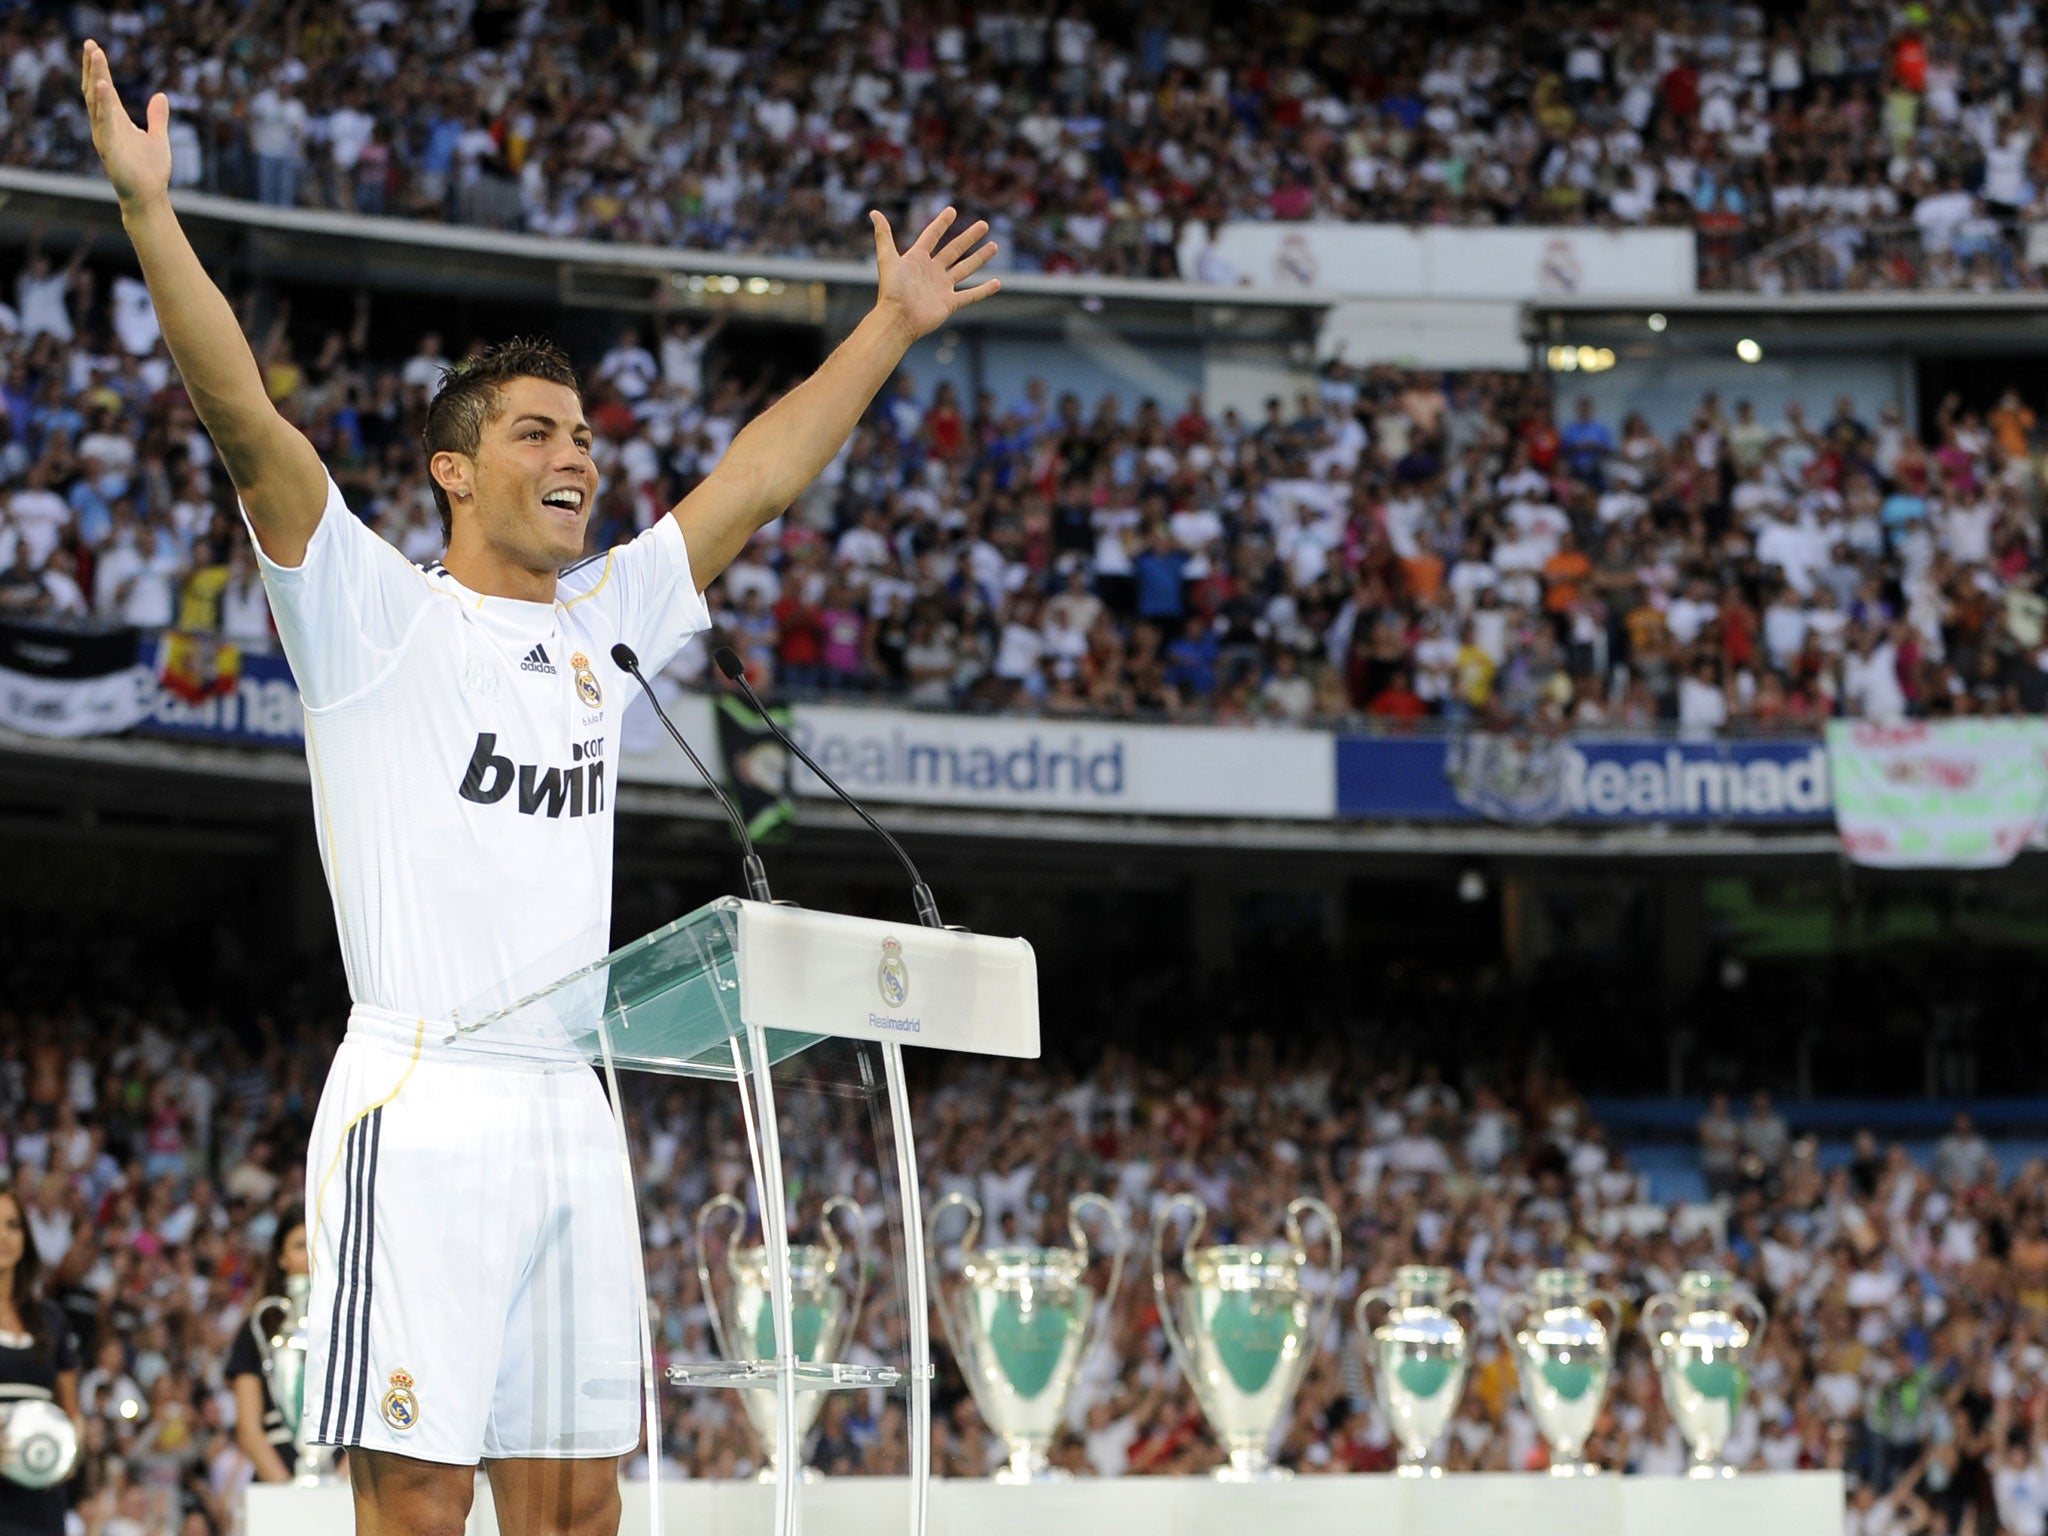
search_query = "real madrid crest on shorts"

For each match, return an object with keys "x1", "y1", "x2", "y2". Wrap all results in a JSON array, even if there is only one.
[
  {"x1": 877, "y1": 937, "x2": 909, "y2": 1007},
  {"x1": 570, "y1": 651, "x2": 602, "y2": 709},
  {"x1": 381, "y1": 1369, "x2": 420, "y2": 1432}
]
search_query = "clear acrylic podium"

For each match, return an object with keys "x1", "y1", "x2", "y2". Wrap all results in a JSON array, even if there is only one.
[{"x1": 447, "y1": 897, "x2": 1039, "y2": 1536}]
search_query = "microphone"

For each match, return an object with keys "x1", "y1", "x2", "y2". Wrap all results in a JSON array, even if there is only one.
[
  {"x1": 711, "y1": 645, "x2": 943, "y2": 930},
  {"x1": 612, "y1": 643, "x2": 772, "y2": 903}
]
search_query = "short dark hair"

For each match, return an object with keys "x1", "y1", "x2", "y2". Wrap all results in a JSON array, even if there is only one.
[{"x1": 420, "y1": 338, "x2": 582, "y2": 542}]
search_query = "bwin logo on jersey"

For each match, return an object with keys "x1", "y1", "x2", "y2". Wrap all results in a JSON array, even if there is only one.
[
  {"x1": 521, "y1": 644, "x2": 557, "y2": 675},
  {"x1": 458, "y1": 732, "x2": 606, "y2": 818}
]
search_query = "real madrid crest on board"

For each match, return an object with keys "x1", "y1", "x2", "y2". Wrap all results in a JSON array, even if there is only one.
[
  {"x1": 381, "y1": 1369, "x2": 420, "y2": 1432},
  {"x1": 878, "y1": 937, "x2": 910, "y2": 1008},
  {"x1": 570, "y1": 651, "x2": 602, "y2": 709}
]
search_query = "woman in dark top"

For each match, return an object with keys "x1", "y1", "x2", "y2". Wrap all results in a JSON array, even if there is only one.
[
  {"x1": 226, "y1": 1206, "x2": 307, "y2": 1484},
  {"x1": 0, "y1": 1188, "x2": 82, "y2": 1536}
]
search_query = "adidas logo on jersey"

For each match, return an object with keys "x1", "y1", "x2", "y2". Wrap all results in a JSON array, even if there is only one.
[{"x1": 521, "y1": 644, "x2": 557, "y2": 675}]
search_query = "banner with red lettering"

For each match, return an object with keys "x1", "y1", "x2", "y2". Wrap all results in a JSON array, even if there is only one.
[{"x1": 1826, "y1": 720, "x2": 2048, "y2": 868}]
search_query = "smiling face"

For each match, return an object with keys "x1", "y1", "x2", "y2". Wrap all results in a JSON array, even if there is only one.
[{"x1": 433, "y1": 375, "x2": 598, "y2": 579}]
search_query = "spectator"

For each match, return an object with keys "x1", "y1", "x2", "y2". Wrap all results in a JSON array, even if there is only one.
[
  {"x1": 246, "y1": 75, "x2": 307, "y2": 210},
  {"x1": 1741, "y1": 1091, "x2": 1791, "y2": 1170},
  {"x1": 225, "y1": 1208, "x2": 306, "y2": 1485},
  {"x1": 0, "y1": 1187, "x2": 83, "y2": 1536},
  {"x1": 1698, "y1": 1094, "x2": 1742, "y2": 1197},
  {"x1": 1933, "y1": 1112, "x2": 1996, "y2": 1192}
]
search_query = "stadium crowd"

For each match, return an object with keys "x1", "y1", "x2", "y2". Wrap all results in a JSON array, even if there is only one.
[
  {"x1": 3, "y1": 253, "x2": 2048, "y2": 735},
  {"x1": 9, "y1": 0, "x2": 2048, "y2": 290},
  {"x1": 8, "y1": 976, "x2": 2048, "y2": 1532}
]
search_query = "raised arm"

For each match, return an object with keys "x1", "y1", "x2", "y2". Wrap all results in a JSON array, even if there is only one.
[
  {"x1": 81, "y1": 41, "x2": 325, "y2": 564},
  {"x1": 670, "y1": 206, "x2": 998, "y2": 589}
]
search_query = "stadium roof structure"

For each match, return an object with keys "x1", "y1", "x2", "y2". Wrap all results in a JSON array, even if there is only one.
[
  {"x1": 1527, "y1": 288, "x2": 2048, "y2": 355},
  {"x1": 0, "y1": 167, "x2": 1332, "y2": 346}
]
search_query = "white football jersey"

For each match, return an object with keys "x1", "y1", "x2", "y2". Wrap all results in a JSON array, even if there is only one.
[{"x1": 247, "y1": 475, "x2": 710, "y2": 1022}]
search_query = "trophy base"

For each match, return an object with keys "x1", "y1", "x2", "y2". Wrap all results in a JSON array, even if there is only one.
[
  {"x1": 1213, "y1": 1451, "x2": 1291, "y2": 1483},
  {"x1": 1686, "y1": 1462, "x2": 1737, "y2": 1480},
  {"x1": 993, "y1": 1464, "x2": 1071, "y2": 1485},
  {"x1": 754, "y1": 1465, "x2": 824, "y2": 1485},
  {"x1": 1546, "y1": 1459, "x2": 1602, "y2": 1477},
  {"x1": 1394, "y1": 1463, "x2": 1444, "y2": 1479}
]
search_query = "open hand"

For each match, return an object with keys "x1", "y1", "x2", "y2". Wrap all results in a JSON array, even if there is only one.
[
  {"x1": 80, "y1": 40, "x2": 172, "y2": 211},
  {"x1": 869, "y1": 207, "x2": 1000, "y2": 344}
]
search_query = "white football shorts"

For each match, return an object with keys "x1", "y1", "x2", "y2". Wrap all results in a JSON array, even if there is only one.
[{"x1": 301, "y1": 1004, "x2": 643, "y2": 1464}]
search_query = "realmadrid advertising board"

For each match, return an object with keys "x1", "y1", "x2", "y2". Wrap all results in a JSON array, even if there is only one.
[
  {"x1": 779, "y1": 704, "x2": 1336, "y2": 819},
  {"x1": 1335, "y1": 734, "x2": 1832, "y2": 826}
]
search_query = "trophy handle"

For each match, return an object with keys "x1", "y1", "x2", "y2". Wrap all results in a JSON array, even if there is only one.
[
  {"x1": 1639, "y1": 1290, "x2": 1679, "y2": 1370},
  {"x1": 1589, "y1": 1289, "x2": 1627, "y2": 1347},
  {"x1": 1351, "y1": 1286, "x2": 1400, "y2": 1343},
  {"x1": 820, "y1": 1195, "x2": 870, "y2": 1356},
  {"x1": 1149, "y1": 1194, "x2": 1207, "y2": 1383},
  {"x1": 1497, "y1": 1290, "x2": 1532, "y2": 1344},
  {"x1": 1728, "y1": 1285, "x2": 1768, "y2": 1351},
  {"x1": 1068, "y1": 1192, "x2": 1126, "y2": 1316},
  {"x1": 248, "y1": 1295, "x2": 288, "y2": 1344},
  {"x1": 694, "y1": 1193, "x2": 749, "y2": 1364},
  {"x1": 1285, "y1": 1197, "x2": 1342, "y2": 1356},
  {"x1": 247, "y1": 1299, "x2": 288, "y2": 1420},
  {"x1": 1446, "y1": 1289, "x2": 1479, "y2": 1343},
  {"x1": 930, "y1": 1190, "x2": 982, "y2": 1258},
  {"x1": 926, "y1": 1192, "x2": 984, "y2": 1388}
]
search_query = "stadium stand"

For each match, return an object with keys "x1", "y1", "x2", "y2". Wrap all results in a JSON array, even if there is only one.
[
  {"x1": 9, "y1": 12, "x2": 2048, "y2": 1534},
  {"x1": 7, "y1": 0, "x2": 2048, "y2": 290},
  {"x1": 1, "y1": 966, "x2": 2042, "y2": 1529},
  {"x1": 3, "y1": 261, "x2": 2045, "y2": 734}
]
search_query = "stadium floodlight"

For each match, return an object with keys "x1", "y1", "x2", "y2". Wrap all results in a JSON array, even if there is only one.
[{"x1": 1736, "y1": 338, "x2": 1763, "y2": 363}]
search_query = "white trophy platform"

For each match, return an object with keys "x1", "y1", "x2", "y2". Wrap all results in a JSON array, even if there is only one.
[{"x1": 247, "y1": 1470, "x2": 1846, "y2": 1536}]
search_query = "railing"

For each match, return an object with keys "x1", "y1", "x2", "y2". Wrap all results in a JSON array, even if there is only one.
[{"x1": 1727, "y1": 212, "x2": 2044, "y2": 293}]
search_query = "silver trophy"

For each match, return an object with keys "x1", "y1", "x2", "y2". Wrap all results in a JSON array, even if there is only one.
[
  {"x1": 1499, "y1": 1268, "x2": 1622, "y2": 1475},
  {"x1": 1152, "y1": 1194, "x2": 1341, "y2": 1481},
  {"x1": 249, "y1": 1273, "x2": 330, "y2": 1485},
  {"x1": 1356, "y1": 1265, "x2": 1476, "y2": 1476},
  {"x1": 929, "y1": 1190, "x2": 1124, "y2": 1482},
  {"x1": 1640, "y1": 1269, "x2": 1767, "y2": 1477},
  {"x1": 696, "y1": 1193, "x2": 869, "y2": 1483},
  {"x1": 0, "y1": 1400, "x2": 78, "y2": 1490}
]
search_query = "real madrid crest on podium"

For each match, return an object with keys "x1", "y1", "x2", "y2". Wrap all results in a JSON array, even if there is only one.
[{"x1": 878, "y1": 937, "x2": 910, "y2": 1007}]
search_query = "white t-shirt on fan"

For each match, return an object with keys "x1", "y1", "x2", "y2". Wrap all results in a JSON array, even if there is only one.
[{"x1": 246, "y1": 473, "x2": 709, "y2": 1023}]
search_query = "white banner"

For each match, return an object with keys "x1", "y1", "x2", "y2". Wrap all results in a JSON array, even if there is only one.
[
  {"x1": 1177, "y1": 223, "x2": 1697, "y2": 301},
  {"x1": 619, "y1": 696, "x2": 1337, "y2": 820},
  {"x1": 1827, "y1": 719, "x2": 2048, "y2": 868},
  {"x1": 0, "y1": 666, "x2": 156, "y2": 739},
  {"x1": 786, "y1": 704, "x2": 1334, "y2": 818}
]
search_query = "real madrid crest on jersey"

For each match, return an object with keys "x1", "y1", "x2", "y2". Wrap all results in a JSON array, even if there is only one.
[
  {"x1": 877, "y1": 937, "x2": 909, "y2": 1007},
  {"x1": 381, "y1": 1369, "x2": 420, "y2": 1432},
  {"x1": 570, "y1": 651, "x2": 603, "y2": 709}
]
